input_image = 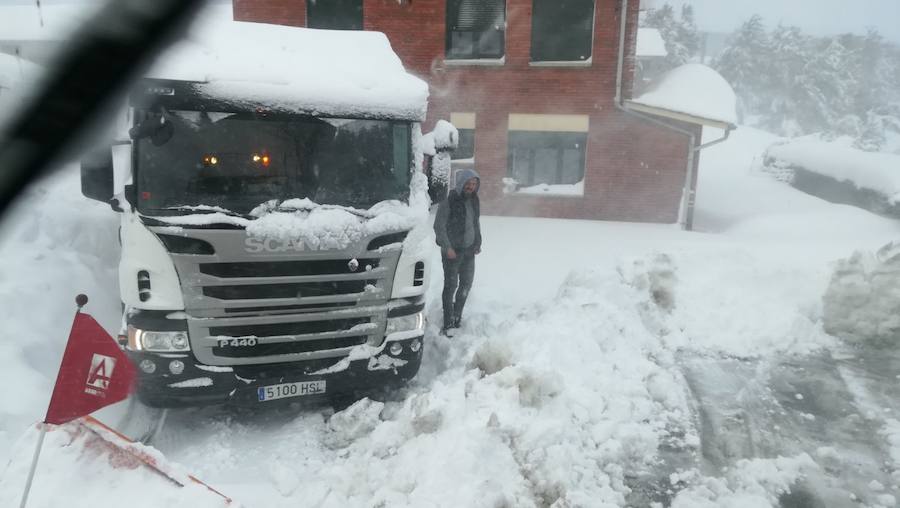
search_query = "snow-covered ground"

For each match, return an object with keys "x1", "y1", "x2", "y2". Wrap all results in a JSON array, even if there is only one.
[{"x1": 2, "y1": 125, "x2": 900, "y2": 507}]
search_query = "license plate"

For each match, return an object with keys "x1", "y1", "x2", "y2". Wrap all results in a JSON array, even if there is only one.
[{"x1": 258, "y1": 380, "x2": 326, "y2": 402}]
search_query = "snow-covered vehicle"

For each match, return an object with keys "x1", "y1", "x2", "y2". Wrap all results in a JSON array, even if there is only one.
[{"x1": 79, "y1": 19, "x2": 436, "y2": 407}]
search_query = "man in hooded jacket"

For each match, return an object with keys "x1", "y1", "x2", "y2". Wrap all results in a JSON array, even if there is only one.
[{"x1": 434, "y1": 168, "x2": 482, "y2": 335}]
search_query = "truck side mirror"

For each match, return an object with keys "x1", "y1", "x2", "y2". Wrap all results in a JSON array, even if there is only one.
[
  {"x1": 81, "y1": 142, "x2": 133, "y2": 212},
  {"x1": 80, "y1": 146, "x2": 114, "y2": 204},
  {"x1": 424, "y1": 120, "x2": 458, "y2": 203}
]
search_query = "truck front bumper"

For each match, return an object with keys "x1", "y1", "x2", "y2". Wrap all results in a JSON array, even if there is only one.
[{"x1": 127, "y1": 335, "x2": 423, "y2": 408}]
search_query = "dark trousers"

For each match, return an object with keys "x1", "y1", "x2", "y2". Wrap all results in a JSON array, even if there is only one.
[{"x1": 441, "y1": 247, "x2": 476, "y2": 328}]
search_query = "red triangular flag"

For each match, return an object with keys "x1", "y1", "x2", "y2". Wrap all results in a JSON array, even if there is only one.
[{"x1": 44, "y1": 312, "x2": 136, "y2": 425}]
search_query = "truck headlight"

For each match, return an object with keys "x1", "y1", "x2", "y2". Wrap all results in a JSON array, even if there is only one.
[
  {"x1": 127, "y1": 326, "x2": 190, "y2": 352},
  {"x1": 385, "y1": 311, "x2": 424, "y2": 335}
]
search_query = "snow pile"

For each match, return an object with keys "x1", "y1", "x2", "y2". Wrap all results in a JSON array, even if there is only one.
[
  {"x1": 618, "y1": 251, "x2": 835, "y2": 358},
  {"x1": 0, "y1": 168, "x2": 119, "y2": 463},
  {"x1": 692, "y1": 126, "x2": 900, "y2": 243},
  {"x1": 0, "y1": 423, "x2": 233, "y2": 508},
  {"x1": 822, "y1": 241, "x2": 900, "y2": 344},
  {"x1": 765, "y1": 136, "x2": 900, "y2": 202},
  {"x1": 161, "y1": 263, "x2": 702, "y2": 507},
  {"x1": 631, "y1": 64, "x2": 737, "y2": 125},
  {"x1": 147, "y1": 7, "x2": 429, "y2": 121},
  {"x1": 637, "y1": 28, "x2": 667, "y2": 58},
  {"x1": 669, "y1": 454, "x2": 818, "y2": 507}
]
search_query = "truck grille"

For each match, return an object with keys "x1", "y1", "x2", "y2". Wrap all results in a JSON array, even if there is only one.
[
  {"x1": 213, "y1": 336, "x2": 368, "y2": 358},
  {"x1": 199, "y1": 259, "x2": 380, "y2": 278},
  {"x1": 202, "y1": 280, "x2": 375, "y2": 300},
  {"x1": 156, "y1": 227, "x2": 403, "y2": 366},
  {"x1": 209, "y1": 317, "x2": 370, "y2": 337}
]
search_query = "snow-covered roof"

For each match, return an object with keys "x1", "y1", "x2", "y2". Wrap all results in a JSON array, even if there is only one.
[
  {"x1": 626, "y1": 63, "x2": 737, "y2": 128},
  {"x1": 636, "y1": 28, "x2": 667, "y2": 58},
  {"x1": 0, "y1": 4, "x2": 430, "y2": 121},
  {"x1": 147, "y1": 12, "x2": 429, "y2": 121}
]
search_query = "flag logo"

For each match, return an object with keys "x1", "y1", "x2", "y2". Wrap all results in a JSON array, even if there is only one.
[{"x1": 85, "y1": 353, "x2": 117, "y2": 397}]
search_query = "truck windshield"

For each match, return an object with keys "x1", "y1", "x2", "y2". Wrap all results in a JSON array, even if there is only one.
[{"x1": 134, "y1": 110, "x2": 411, "y2": 215}]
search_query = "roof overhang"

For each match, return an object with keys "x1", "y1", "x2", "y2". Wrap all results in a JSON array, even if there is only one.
[{"x1": 624, "y1": 100, "x2": 736, "y2": 131}]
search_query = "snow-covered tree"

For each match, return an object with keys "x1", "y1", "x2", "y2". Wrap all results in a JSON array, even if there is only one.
[
  {"x1": 715, "y1": 18, "x2": 900, "y2": 148},
  {"x1": 642, "y1": 3, "x2": 699, "y2": 69},
  {"x1": 714, "y1": 15, "x2": 772, "y2": 122}
]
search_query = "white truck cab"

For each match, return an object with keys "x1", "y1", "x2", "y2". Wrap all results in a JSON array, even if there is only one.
[{"x1": 80, "y1": 19, "x2": 446, "y2": 407}]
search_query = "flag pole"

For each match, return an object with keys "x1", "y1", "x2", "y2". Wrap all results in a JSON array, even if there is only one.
[
  {"x1": 20, "y1": 294, "x2": 89, "y2": 508},
  {"x1": 18, "y1": 425, "x2": 47, "y2": 508}
]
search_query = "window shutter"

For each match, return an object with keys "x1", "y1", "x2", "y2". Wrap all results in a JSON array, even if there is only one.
[{"x1": 453, "y1": 0, "x2": 505, "y2": 31}]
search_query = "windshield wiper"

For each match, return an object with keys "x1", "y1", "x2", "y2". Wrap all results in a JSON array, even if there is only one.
[{"x1": 165, "y1": 205, "x2": 247, "y2": 218}]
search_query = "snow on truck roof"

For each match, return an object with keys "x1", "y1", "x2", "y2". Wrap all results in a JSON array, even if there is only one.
[
  {"x1": 0, "y1": 4, "x2": 428, "y2": 121},
  {"x1": 146, "y1": 18, "x2": 429, "y2": 121}
]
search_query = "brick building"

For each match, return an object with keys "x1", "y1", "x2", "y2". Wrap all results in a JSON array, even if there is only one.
[{"x1": 232, "y1": 0, "x2": 726, "y2": 227}]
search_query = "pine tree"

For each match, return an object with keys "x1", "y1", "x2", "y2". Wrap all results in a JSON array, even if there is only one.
[
  {"x1": 766, "y1": 25, "x2": 811, "y2": 135},
  {"x1": 642, "y1": 3, "x2": 699, "y2": 69},
  {"x1": 714, "y1": 15, "x2": 772, "y2": 122}
]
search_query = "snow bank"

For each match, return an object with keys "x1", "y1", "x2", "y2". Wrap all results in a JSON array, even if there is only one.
[
  {"x1": 637, "y1": 28, "x2": 667, "y2": 58},
  {"x1": 823, "y1": 241, "x2": 900, "y2": 344},
  {"x1": 765, "y1": 136, "x2": 900, "y2": 202},
  {"x1": 0, "y1": 168, "x2": 120, "y2": 464},
  {"x1": 670, "y1": 454, "x2": 818, "y2": 507},
  {"x1": 631, "y1": 64, "x2": 737, "y2": 125},
  {"x1": 693, "y1": 126, "x2": 900, "y2": 243},
  {"x1": 147, "y1": 7, "x2": 429, "y2": 121}
]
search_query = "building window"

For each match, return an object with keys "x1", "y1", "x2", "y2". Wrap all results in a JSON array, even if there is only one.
[
  {"x1": 507, "y1": 114, "x2": 588, "y2": 190},
  {"x1": 531, "y1": 0, "x2": 595, "y2": 62},
  {"x1": 307, "y1": 0, "x2": 363, "y2": 31},
  {"x1": 446, "y1": 0, "x2": 506, "y2": 60},
  {"x1": 450, "y1": 112, "x2": 476, "y2": 160}
]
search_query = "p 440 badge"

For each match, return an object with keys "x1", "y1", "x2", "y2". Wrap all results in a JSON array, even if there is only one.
[{"x1": 217, "y1": 337, "x2": 258, "y2": 348}]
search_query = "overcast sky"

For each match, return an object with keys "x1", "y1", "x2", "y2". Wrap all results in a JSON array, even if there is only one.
[
  {"x1": 665, "y1": 0, "x2": 900, "y2": 42},
  {"x1": 5, "y1": 0, "x2": 900, "y2": 43}
]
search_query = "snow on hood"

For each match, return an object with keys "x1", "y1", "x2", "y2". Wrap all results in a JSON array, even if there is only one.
[
  {"x1": 146, "y1": 6, "x2": 429, "y2": 121},
  {"x1": 153, "y1": 173, "x2": 432, "y2": 251},
  {"x1": 631, "y1": 64, "x2": 737, "y2": 126}
]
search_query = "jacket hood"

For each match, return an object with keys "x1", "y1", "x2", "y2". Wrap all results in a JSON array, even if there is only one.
[{"x1": 454, "y1": 168, "x2": 481, "y2": 194}]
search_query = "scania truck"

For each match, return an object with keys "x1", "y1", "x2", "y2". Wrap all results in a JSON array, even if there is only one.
[{"x1": 79, "y1": 19, "x2": 441, "y2": 407}]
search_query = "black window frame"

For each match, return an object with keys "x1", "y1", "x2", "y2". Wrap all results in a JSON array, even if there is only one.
[
  {"x1": 446, "y1": 0, "x2": 507, "y2": 60},
  {"x1": 507, "y1": 131, "x2": 587, "y2": 188},
  {"x1": 530, "y1": 0, "x2": 595, "y2": 62},
  {"x1": 307, "y1": 0, "x2": 364, "y2": 31}
]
